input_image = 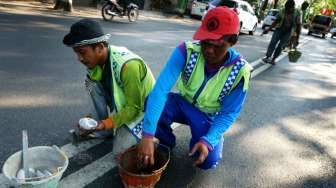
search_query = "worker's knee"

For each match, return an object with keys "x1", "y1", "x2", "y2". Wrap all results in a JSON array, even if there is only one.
[
  {"x1": 197, "y1": 158, "x2": 220, "y2": 170},
  {"x1": 197, "y1": 151, "x2": 222, "y2": 170}
]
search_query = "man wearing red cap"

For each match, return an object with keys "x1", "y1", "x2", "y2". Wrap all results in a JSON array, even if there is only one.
[{"x1": 137, "y1": 7, "x2": 251, "y2": 169}]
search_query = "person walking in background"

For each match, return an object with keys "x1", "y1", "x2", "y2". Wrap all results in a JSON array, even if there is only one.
[{"x1": 262, "y1": 0, "x2": 301, "y2": 65}]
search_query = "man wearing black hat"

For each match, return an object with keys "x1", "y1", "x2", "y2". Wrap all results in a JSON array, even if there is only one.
[
  {"x1": 137, "y1": 7, "x2": 251, "y2": 170},
  {"x1": 63, "y1": 19, "x2": 155, "y2": 155}
]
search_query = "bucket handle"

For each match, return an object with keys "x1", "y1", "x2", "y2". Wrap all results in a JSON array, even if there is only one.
[
  {"x1": 52, "y1": 145, "x2": 69, "y2": 169},
  {"x1": 52, "y1": 145, "x2": 62, "y2": 153}
]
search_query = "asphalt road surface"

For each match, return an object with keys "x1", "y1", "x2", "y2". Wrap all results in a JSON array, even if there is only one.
[{"x1": 0, "y1": 2, "x2": 335, "y2": 188}]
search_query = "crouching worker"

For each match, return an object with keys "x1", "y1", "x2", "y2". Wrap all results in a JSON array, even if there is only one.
[
  {"x1": 137, "y1": 7, "x2": 251, "y2": 170},
  {"x1": 63, "y1": 19, "x2": 155, "y2": 155}
]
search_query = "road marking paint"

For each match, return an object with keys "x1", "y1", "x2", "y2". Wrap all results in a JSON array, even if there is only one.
[
  {"x1": 251, "y1": 63, "x2": 272, "y2": 78},
  {"x1": 250, "y1": 59, "x2": 262, "y2": 67},
  {"x1": 61, "y1": 139, "x2": 104, "y2": 159},
  {"x1": 57, "y1": 152, "x2": 117, "y2": 188}
]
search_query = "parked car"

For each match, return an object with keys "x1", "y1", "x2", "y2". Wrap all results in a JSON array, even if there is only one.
[
  {"x1": 190, "y1": 0, "x2": 210, "y2": 18},
  {"x1": 308, "y1": 15, "x2": 332, "y2": 38},
  {"x1": 331, "y1": 27, "x2": 336, "y2": 38},
  {"x1": 262, "y1": 9, "x2": 279, "y2": 30},
  {"x1": 203, "y1": 0, "x2": 258, "y2": 35}
]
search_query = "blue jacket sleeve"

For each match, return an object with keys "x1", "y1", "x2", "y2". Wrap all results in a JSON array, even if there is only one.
[
  {"x1": 200, "y1": 80, "x2": 247, "y2": 150},
  {"x1": 142, "y1": 47, "x2": 186, "y2": 136}
]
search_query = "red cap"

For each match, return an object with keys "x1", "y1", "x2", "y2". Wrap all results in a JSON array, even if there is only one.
[{"x1": 193, "y1": 6, "x2": 239, "y2": 40}]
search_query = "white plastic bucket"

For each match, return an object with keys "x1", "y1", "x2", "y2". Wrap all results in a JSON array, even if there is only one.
[{"x1": 2, "y1": 146, "x2": 68, "y2": 188}]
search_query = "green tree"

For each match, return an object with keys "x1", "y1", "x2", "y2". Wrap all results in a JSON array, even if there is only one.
[
  {"x1": 307, "y1": 0, "x2": 336, "y2": 18},
  {"x1": 273, "y1": 0, "x2": 279, "y2": 9}
]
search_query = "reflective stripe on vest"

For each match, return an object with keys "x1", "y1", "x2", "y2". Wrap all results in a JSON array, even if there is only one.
[
  {"x1": 109, "y1": 46, "x2": 155, "y2": 112},
  {"x1": 218, "y1": 57, "x2": 246, "y2": 102},
  {"x1": 110, "y1": 49, "x2": 133, "y2": 87},
  {"x1": 182, "y1": 45, "x2": 245, "y2": 103},
  {"x1": 178, "y1": 41, "x2": 250, "y2": 113},
  {"x1": 183, "y1": 51, "x2": 199, "y2": 82}
]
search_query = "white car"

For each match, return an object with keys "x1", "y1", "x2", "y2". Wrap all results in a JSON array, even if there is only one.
[
  {"x1": 190, "y1": 0, "x2": 210, "y2": 17},
  {"x1": 262, "y1": 9, "x2": 279, "y2": 30},
  {"x1": 203, "y1": 0, "x2": 258, "y2": 35}
]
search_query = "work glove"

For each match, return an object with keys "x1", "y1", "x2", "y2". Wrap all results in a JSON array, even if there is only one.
[
  {"x1": 78, "y1": 116, "x2": 114, "y2": 136},
  {"x1": 98, "y1": 118, "x2": 114, "y2": 130}
]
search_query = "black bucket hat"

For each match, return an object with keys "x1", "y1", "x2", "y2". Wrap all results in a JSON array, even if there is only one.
[{"x1": 63, "y1": 19, "x2": 110, "y2": 47}]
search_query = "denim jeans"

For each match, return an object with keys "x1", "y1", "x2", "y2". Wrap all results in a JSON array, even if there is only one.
[
  {"x1": 85, "y1": 77, "x2": 138, "y2": 155},
  {"x1": 266, "y1": 29, "x2": 291, "y2": 59}
]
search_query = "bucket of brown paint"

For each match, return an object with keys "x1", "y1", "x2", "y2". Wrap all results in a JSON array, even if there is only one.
[{"x1": 118, "y1": 144, "x2": 170, "y2": 188}]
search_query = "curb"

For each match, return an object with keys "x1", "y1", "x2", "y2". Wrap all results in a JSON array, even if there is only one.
[{"x1": 0, "y1": 1, "x2": 195, "y2": 23}]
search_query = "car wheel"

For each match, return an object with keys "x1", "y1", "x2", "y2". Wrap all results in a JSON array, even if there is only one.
[
  {"x1": 308, "y1": 31, "x2": 312, "y2": 35},
  {"x1": 249, "y1": 24, "x2": 257, "y2": 35}
]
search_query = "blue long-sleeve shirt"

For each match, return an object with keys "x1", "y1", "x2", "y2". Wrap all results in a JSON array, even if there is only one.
[{"x1": 143, "y1": 43, "x2": 248, "y2": 149}]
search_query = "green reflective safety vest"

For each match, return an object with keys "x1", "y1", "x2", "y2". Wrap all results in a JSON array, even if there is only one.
[
  {"x1": 177, "y1": 41, "x2": 251, "y2": 113},
  {"x1": 88, "y1": 45, "x2": 155, "y2": 112},
  {"x1": 276, "y1": 8, "x2": 301, "y2": 32}
]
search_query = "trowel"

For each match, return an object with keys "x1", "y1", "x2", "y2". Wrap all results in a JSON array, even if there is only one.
[{"x1": 16, "y1": 130, "x2": 29, "y2": 181}]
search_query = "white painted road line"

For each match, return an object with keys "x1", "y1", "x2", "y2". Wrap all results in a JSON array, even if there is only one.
[
  {"x1": 58, "y1": 152, "x2": 117, "y2": 188},
  {"x1": 61, "y1": 139, "x2": 104, "y2": 159},
  {"x1": 250, "y1": 59, "x2": 262, "y2": 67},
  {"x1": 251, "y1": 63, "x2": 272, "y2": 78}
]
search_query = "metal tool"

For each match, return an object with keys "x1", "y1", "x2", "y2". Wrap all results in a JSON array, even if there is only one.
[{"x1": 22, "y1": 130, "x2": 29, "y2": 179}]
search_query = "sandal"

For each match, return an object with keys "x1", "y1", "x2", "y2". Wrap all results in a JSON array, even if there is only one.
[
  {"x1": 262, "y1": 57, "x2": 271, "y2": 64},
  {"x1": 268, "y1": 60, "x2": 276, "y2": 65}
]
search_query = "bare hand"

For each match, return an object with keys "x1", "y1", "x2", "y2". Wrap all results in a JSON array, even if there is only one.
[
  {"x1": 137, "y1": 137, "x2": 155, "y2": 166},
  {"x1": 189, "y1": 142, "x2": 209, "y2": 166}
]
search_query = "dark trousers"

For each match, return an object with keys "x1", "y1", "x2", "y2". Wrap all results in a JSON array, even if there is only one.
[
  {"x1": 266, "y1": 29, "x2": 291, "y2": 59},
  {"x1": 155, "y1": 93, "x2": 224, "y2": 170}
]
